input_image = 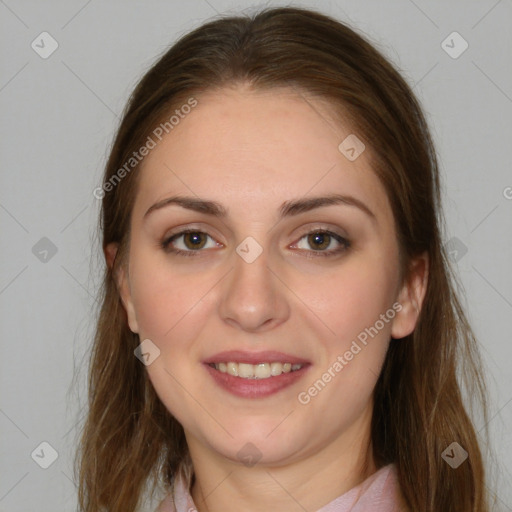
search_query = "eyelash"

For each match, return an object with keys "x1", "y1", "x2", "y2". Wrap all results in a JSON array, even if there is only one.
[{"x1": 160, "y1": 228, "x2": 350, "y2": 258}]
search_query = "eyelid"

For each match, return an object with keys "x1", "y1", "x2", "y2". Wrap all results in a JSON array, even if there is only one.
[
  {"x1": 162, "y1": 223, "x2": 224, "y2": 244},
  {"x1": 289, "y1": 221, "x2": 349, "y2": 243}
]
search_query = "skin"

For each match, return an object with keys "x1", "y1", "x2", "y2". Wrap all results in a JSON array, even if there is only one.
[{"x1": 106, "y1": 83, "x2": 428, "y2": 512}]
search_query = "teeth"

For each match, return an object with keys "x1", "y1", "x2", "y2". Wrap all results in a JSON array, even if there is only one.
[
  {"x1": 213, "y1": 361, "x2": 304, "y2": 379},
  {"x1": 255, "y1": 363, "x2": 270, "y2": 378},
  {"x1": 238, "y1": 363, "x2": 254, "y2": 378},
  {"x1": 227, "y1": 362, "x2": 238, "y2": 377},
  {"x1": 270, "y1": 362, "x2": 283, "y2": 376}
]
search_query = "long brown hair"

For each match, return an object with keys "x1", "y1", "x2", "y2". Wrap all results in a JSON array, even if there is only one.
[{"x1": 75, "y1": 6, "x2": 493, "y2": 511}]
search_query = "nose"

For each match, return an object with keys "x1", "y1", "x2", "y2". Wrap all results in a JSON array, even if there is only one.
[{"x1": 218, "y1": 244, "x2": 290, "y2": 332}]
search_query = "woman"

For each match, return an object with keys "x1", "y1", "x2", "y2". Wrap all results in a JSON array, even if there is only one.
[{"x1": 76, "y1": 6, "x2": 491, "y2": 511}]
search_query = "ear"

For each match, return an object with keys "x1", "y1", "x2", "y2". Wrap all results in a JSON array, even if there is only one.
[
  {"x1": 390, "y1": 251, "x2": 429, "y2": 339},
  {"x1": 105, "y1": 242, "x2": 139, "y2": 334}
]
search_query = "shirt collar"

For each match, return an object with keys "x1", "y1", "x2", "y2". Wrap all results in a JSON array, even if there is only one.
[{"x1": 160, "y1": 462, "x2": 401, "y2": 512}]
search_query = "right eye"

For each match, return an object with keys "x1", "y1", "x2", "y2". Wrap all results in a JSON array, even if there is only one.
[{"x1": 161, "y1": 230, "x2": 221, "y2": 256}]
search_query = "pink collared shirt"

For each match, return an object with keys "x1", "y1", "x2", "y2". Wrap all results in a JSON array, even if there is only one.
[{"x1": 157, "y1": 463, "x2": 405, "y2": 512}]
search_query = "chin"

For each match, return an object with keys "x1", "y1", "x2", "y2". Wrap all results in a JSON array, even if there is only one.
[{"x1": 205, "y1": 420, "x2": 305, "y2": 466}]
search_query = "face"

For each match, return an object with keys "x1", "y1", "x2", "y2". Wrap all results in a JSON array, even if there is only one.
[{"x1": 110, "y1": 84, "x2": 427, "y2": 468}]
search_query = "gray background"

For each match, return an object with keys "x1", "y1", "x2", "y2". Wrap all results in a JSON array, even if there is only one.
[{"x1": 1, "y1": 0, "x2": 511, "y2": 510}]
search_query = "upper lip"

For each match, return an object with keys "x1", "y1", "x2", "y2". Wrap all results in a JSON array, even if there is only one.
[{"x1": 204, "y1": 350, "x2": 310, "y2": 365}]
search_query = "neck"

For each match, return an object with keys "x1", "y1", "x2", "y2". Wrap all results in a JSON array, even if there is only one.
[{"x1": 188, "y1": 404, "x2": 377, "y2": 512}]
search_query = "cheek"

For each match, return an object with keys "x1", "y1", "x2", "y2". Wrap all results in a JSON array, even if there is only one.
[
  {"x1": 292, "y1": 257, "x2": 398, "y2": 343},
  {"x1": 129, "y1": 254, "x2": 192, "y2": 338},
  {"x1": 296, "y1": 267, "x2": 394, "y2": 423},
  {"x1": 130, "y1": 262, "x2": 212, "y2": 423}
]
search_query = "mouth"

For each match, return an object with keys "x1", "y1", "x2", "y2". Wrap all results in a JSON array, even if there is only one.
[
  {"x1": 203, "y1": 351, "x2": 311, "y2": 398},
  {"x1": 208, "y1": 361, "x2": 304, "y2": 379}
]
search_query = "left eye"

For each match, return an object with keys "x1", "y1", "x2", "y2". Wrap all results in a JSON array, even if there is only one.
[{"x1": 293, "y1": 231, "x2": 349, "y2": 254}]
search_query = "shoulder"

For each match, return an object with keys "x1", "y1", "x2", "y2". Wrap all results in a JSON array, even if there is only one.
[
  {"x1": 155, "y1": 470, "x2": 195, "y2": 512},
  {"x1": 385, "y1": 465, "x2": 410, "y2": 512}
]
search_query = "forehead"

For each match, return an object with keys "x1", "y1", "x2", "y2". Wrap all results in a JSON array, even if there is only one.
[{"x1": 133, "y1": 85, "x2": 392, "y2": 223}]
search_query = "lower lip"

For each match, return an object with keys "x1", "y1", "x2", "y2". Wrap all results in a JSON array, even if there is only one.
[{"x1": 204, "y1": 364, "x2": 310, "y2": 398}]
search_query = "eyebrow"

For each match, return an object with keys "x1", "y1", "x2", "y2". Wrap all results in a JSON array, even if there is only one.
[{"x1": 143, "y1": 194, "x2": 376, "y2": 223}]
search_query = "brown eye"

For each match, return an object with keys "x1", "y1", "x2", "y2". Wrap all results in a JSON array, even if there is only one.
[
  {"x1": 161, "y1": 230, "x2": 219, "y2": 256},
  {"x1": 183, "y1": 232, "x2": 207, "y2": 250},
  {"x1": 307, "y1": 232, "x2": 331, "y2": 250},
  {"x1": 293, "y1": 230, "x2": 350, "y2": 257}
]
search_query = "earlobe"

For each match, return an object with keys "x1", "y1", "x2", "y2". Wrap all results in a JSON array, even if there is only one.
[
  {"x1": 104, "y1": 242, "x2": 139, "y2": 334},
  {"x1": 390, "y1": 252, "x2": 429, "y2": 340},
  {"x1": 104, "y1": 242, "x2": 118, "y2": 271}
]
